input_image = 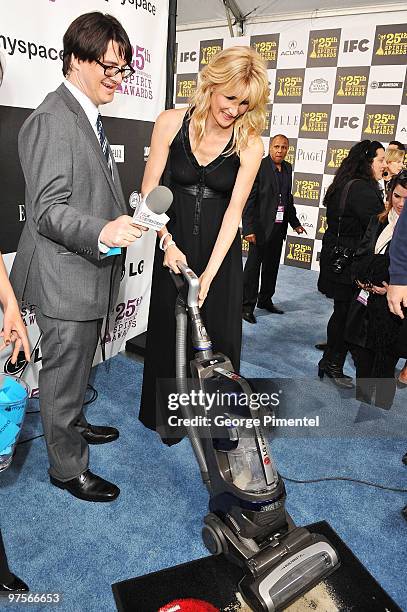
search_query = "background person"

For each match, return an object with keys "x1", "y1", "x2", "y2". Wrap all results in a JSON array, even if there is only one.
[
  {"x1": 138, "y1": 46, "x2": 269, "y2": 444},
  {"x1": 0, "y1": 253, "x2": 30, "y2": 593},
  {"x1": 317, "y1": 140, "x2": 386, "y2": 388},
  {"x1": 242, "y1": 134, "x2": 305, "y2": 324},
  {"x1": 10, "y1": 12, "x2": 146, "y2": 503},
  {"x1": 346, "y1": 171, "x2": 407, "y2": 409},
  {"x1": 383, "y1": 147, "x2": 405, "y2": 193}
]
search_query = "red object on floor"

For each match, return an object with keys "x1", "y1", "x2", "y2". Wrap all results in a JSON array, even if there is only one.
[{"x1": 158, "y1": 598, "x2": 219, "y2": 612}]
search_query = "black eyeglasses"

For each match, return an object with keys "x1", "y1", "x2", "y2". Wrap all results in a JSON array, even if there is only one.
[{"x1": 95, "y1": 59, "x2": 135, "y2": 81}]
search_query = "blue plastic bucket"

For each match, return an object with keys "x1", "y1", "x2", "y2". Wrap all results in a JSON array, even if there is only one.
[{"x1": 0, "y1": 374, "x2": 29, "y2": 472}]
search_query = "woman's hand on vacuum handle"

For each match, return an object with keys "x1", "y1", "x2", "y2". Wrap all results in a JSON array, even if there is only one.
[
  {"x1": 198, "y1": 271, "x2": 213, "y2": 308},
  {"x1": 163, "y1": 244, "x2": 187, "y2": 274}
]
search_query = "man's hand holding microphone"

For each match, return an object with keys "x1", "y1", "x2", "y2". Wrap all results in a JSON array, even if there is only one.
[{"x1": 99, "y1": 215, "x2": 148, "y2": 248}]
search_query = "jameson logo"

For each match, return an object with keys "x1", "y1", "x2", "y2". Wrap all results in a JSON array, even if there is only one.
[
  {"x1": 274, "y1": 70, "x2": 304, "y2": 103},
  {"x1": 175, "y1": 73, "x2": 197, "y2": 103},
  {"x1": 262, "y1": 104, "x2": 273, "y2": 137},
  {"x1": 285, "y1": 140, "x2": 297, "y2": 166},
  {"x1": 317, "y1": 207, "x2": 327, "y2": 237},
  {"x1": 373, "y1": 24, "x2": 407, "y2": 65},
  {"x1": 199, "y1": 40, "x2": 223, "y2": 68},
  {"x1": 362, "y1": 106, "x2": 398, "y2": 138},
  {"x1": 299, "y1": 105, "x2": 331, "y2": 139},
  {"x1": 307, "y1": 29, "x2": 341, "y2": 66},
  {"x1": 284, "y1": 236, "x2": 313, "y2": 269},
  {"x1": 324, "y1": 141, "x2": 353, "y2": 174},
  {"x1": 293, "y1": 173, "x2": 322, "y2": 206},
  {"x1": 334, "y1": 67, "x2": 369, "y2": 104},
  {"x1": 250, "y1": 34, "x2": 280, "y2": 69}
]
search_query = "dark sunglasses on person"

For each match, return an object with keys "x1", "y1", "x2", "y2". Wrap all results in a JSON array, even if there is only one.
[{"x1": 95, "y1": 59, "x2": 135, "y2": 81}]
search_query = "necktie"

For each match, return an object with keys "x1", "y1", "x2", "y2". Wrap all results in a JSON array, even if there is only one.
[{"x1": 96, "y1": 114, "x2": 114, "y2": 180}]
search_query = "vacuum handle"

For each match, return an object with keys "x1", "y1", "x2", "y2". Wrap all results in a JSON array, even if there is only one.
[{"x1": 175, "y1": 260, "x2": 200, "y2": 308}]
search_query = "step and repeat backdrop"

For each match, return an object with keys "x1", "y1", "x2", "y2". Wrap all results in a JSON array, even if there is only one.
[
  {"x1": 175, "y1": 10, "x2": 407, "y2": 272},
  {"x1": 0, "y1": 0, "x2": 169, "y2": 392}
]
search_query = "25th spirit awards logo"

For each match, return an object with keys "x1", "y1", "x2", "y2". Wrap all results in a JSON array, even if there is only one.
[
  {"x1": 317, "y1": 207, "x2": 327, "y2": 237},
  {"x1": 274, "y1": 70, "x2": 304, "y2": 103},
  {"x1": 117, "y1": 44, "x2": 152, "y2": 99},
  {"x1": 373, "y1": 24, "x2": 407, "y2": 65},
  {"x1": 262, "y1": 104, "x2": 273, "y2": 137},
  {"x1": 362, "y1": 105, "x2": 399, "y2": 137},
  {"x1": 324, "y1": 141, "x2": 353, "y2": 175},
  {"x1": 175, "y1": 73, "x2": 198, "y2": 103},
  {"x1": 299, "y1": 105, "x2": 331, "y2": 139},
  {"x1": 293, "y1": 173, "x2": 322, "y2": 206},
  {"x1": 334, "y1": 67, "x2": 370, "y2": 104},
  {"x1": 250, "y1": 34, "x2": 280, "y2": 69},
  {"x1": 199, "y1": 39, "x2": 223, "y2": 69},
  {"x1": 285, "y1": 141, "x2": 297, "y2": 166},
  {"x1": 307, "y1": 29, "x2": 341, "y2": 66},
  {"x1": 284, "y1": 236, "x2": 313, "y2": 269}
]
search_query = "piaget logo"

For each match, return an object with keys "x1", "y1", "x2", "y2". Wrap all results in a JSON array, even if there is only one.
[
  {"x1": 250, "y1": 34, "x2": 280, "y2": 69},
  {"x1": 299, "y1": 105, "x2": 331, "y2": 139},
  {"x1": 362, "y1": 105, "x2": 399, "y2": 137},
  {"x1": 373, "y1": 24, "x2": 407, "y2": 64},
  {"x1": 284, "y1": 236, "x2": 313, "y2": 269},
  {"x1": 175, "y1": 73, "x2": 197, "y2": 103},
  {"x1": 199, "y1": 39, "x2": 223, "y2": 68},
  {"x1": 307, "y1": 29, "x2": 341, "y2": 66}
]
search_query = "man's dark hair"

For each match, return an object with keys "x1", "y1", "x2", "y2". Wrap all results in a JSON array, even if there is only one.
[
  {"x1": 324, "y1": 140, "x2": 384, "y2": 204},
  {"x1": 62, "y1": 12, "x2": 132, "y2": 76},
  {"x1": 389, "y1": 140, "x2": 406, "y2": 152},
  {"x1": 270, "y1": 134, "x2": 289, "y2": 145}
]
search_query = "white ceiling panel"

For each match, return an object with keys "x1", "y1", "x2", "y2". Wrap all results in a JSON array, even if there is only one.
[{"x1": 177, "y1": 0, "x2": 407, "y2": 27}]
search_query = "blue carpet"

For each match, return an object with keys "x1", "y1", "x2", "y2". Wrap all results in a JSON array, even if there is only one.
[{"x1": 0, "y1": 265, "x2": 406, "y2": 611}]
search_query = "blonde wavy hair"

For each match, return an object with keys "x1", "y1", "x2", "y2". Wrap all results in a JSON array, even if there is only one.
[
  {"x1": 385, "y1": 148, "x2": 405, "y2": 164},
  {"x1": 189, "y1": 46, "x2": 269, "y2": 157}
]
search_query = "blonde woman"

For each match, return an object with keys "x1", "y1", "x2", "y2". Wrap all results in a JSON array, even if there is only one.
[
  {"x1": 384, "y1": 147, "x2": 405, "y2": 192},
  {"x1": 139, "y1": 46, "x2": 269, "y2": 444}
]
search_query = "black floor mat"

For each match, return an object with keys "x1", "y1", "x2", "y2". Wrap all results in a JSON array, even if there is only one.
[{"x1": 112, "y1": 521, "x2": 402, "y2": 612}]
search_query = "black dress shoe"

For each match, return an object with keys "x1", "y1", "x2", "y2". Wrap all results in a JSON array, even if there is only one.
[
  {"x1": 50, "y1": 469, "x2": 120, "y2": 502},
  {"x1": 402, "y1": 452, "x2": 407, "y2": 466},
  {"x1": 242, "y1": 312, "x2": 256, "y2": 324},
  {"x1": 318, "y1": 358, "x2": 354, "y2": 389},
  {"x1": 81, "y1": 424, "x2": 119, "y2": 445},
  {"x1": 402, "y1": 505, "x2": 407, "y2": 521},
  {"x1": 0, "y1": 574, "x2": 29, "y2": 592},
  {"x1": 257, "y1": 301, "x2": 284, "y2": 314},
  {"x1": 315, "y1": 343, "x2": 328, "y2": 351}
]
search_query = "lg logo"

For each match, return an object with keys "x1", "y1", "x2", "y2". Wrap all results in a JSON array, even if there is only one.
[
  {"x1": 180, "y1": 51, "x2": 197, "y2": 63},
  {"x1": 334, "y1": 116, "x2": 359, "y2": 129},
  {"x1": 129, "y1": 260, "x2": 144, "y2": 276},
  {"x1": 343, "y1": 39, "x2": 369, "y2": 53}
]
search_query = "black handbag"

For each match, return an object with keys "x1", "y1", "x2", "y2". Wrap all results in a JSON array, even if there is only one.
[{"x1": 330, "y1": 179, "x2": 359, "y2": 274}]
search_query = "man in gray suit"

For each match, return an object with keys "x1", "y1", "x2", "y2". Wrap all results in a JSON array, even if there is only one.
[{"x1": 10, "y1": 12, "x2": 145, "y2": 502}]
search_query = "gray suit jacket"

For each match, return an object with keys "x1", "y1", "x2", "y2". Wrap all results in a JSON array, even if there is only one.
[{"x1": 10, "y1": 84, "x2": 128, "y2": 321}]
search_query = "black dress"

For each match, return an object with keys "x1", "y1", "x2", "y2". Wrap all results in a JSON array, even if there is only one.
[{"x1": 139, "y1": 113, "x2": 242, "y2": 443}]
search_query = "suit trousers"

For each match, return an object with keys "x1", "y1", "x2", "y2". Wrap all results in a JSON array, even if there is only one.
[
  {"x1": 243, "y1": 224, "x2": 285, "y2": 312},
  {"x1": 35, "y1": 310, "x2": 101, "y2": 481},
  {"x1": 0, "y1": 530, "x2": 13, "y2": 584}
]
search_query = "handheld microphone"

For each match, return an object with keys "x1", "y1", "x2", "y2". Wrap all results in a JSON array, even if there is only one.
[{"x1": 130, "y1": 186, "x2": 173, "y2": 230}]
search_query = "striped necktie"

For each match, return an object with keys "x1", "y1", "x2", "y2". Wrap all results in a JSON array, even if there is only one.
[{"x1": 96, "y1": 114, "x2": 114, "y2": 179}]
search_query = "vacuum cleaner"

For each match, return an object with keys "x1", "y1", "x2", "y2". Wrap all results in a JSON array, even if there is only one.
[{"x1": 170, "y1": 261, "x2": 340, "y2": 612}]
